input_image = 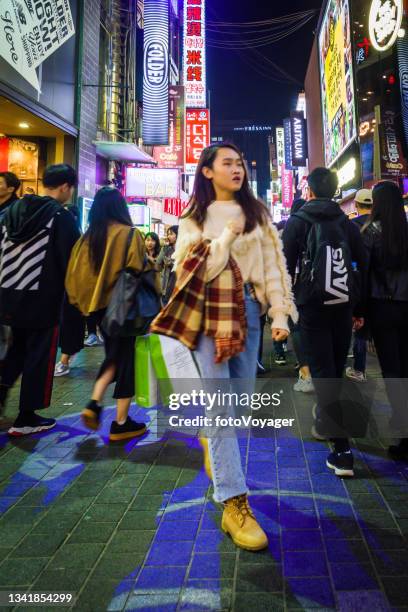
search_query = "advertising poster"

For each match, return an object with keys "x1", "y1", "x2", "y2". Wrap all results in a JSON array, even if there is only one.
[
  {"x1": 319, "y1": 0, "x2": 357, "y2": 167},
  {"x1": 153, "y1": 86, "x2": 185, "y2": 170},
  {"x1": 183, "y1": 0, "x2": 206, "y2": 108},
  {"x1": 185, "y1": 108, "x2": 210, "y2": 174},
  {"x1": 8, "y1": 138, "x2": 38, "y2": 180},
  {"x1": 0, "y1": 0, "x2": 75, "y2": 91}
]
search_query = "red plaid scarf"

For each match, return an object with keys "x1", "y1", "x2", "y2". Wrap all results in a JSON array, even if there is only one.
[{"x1": 150, "y1": 240, "x2": 247, "y2": 363}]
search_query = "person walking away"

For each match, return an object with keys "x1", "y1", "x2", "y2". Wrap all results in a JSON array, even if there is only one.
[
  {"x1": 283, "y1": 168, "x2": 367, "y2": 477},
  {"x1": 152, "y1": 143, "x2": 297, "y2": 550},
  {"x1": 287, "y1": 200, "x2": 314, "y2": 394},
  {"x1": 346, "y1": 189, "x2": 373, "y2": 384},
  {"x1": 361, "y1": 181, "x2": 408, "y2": 459},
  {"x1": 65, "y1": 187, "x2": 150, "y2": 442},
  {"x1": 157, "y1": 225, "x2": 178, "y2": 305},
  {"x1": 0, "y1": 164, "x2": 80, "y2": 436},
  {"x1": 55, "y1": 202, "x2": 86, "y2": 377},
  {"x1": 0, "y1": 172, "x2": 20, "y2": 223}
]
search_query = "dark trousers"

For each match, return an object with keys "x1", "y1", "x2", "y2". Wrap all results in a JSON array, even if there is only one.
[
  {"x1": 59, "y1": 299, "x2": 85, "y2": 356},
  {"x1": 258, "y1": 314, "x2": 267, "y2": 363},
  {"x1": 370, "y1": 300, "x2": 408, "y2": 429},
  {"x1": 0, "y1": 326, "x2": 59, "y2": 414},
  {"x1": 300, "y1": 305, "x2": 353, "y2": 448},
  {"x1": 353, "y1": 335, "x2": 367, "y2": 374},
  {"x1": 289, "y1": 318, "x2": 308, "y2": 369}
]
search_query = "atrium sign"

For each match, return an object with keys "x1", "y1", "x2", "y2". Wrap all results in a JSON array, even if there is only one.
[
  {"x1": 0, "y1": 0, "x2": 75, "y2": 92},
  {"x1": 290, "y1": 111, "x2": 308, "y2": 168},
  {"x1": 369, "y1": 0, "x2": 403, "y2": 52}
]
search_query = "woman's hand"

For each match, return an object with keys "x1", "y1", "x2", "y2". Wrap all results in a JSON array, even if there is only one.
[
  {"x1": 227, "y1": 219, "x2": 245, "y2": 235},
  {"x1": 272, "y1": 328, "x2": 289, "y2": 342}
]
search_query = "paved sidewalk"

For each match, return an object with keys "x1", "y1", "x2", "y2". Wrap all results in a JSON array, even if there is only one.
[{"x1": 0, "y1": 343, "x2": 407, "y2": 611}]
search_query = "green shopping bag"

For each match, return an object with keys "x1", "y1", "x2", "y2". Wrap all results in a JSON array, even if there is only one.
[{"x1": 135, "y1": 336, "x2": 159, "y2": 408}]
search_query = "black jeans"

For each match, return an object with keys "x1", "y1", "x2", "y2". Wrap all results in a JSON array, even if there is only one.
[
  {"x1": 0, "y1": 326, "x2": 59, "y2": 414},
  {"x1": 299, "y1": 304, "x2": 353, "y2": 450},
  {"x1": 369, "y1": 300, "x2": 408, "y2": 430}
]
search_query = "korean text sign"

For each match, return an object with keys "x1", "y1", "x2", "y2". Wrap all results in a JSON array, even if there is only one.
[
  {"x1": 185, "y1": 109, "x2": 210, "y2": 174},
  {"x1": 183, "y1": 0, "x2": 206, "y2": 108},
  {"x1": 318, "y1": 0, "x2": 357, "y2": 167}
]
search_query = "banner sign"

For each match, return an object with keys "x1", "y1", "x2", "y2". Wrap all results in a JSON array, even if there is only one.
[
  {"x1": 153, "y1": 86, "x2": 185, "y2": 170},
  {"x1": 164, "y1": 198, "x2": 190, "y2": 217},
  {"x1": 281, "y1": 164, "x2": 294, "y2": 209},
  {"x1": 185, "y1": 108, "x2": 210, "y2": 174},
  {"x1": 276, "y1": 127, "x2": 285, "y2": 177},
  {"x1": 319, "y1": 0, "x2": 357, "y2": 167},
  {"x1": 183, "y1": 0, "x2": 206, "y2": 108},
  {"x1": 125, "y1": 168, "x2": 179, "y2": 199},
  {"x1": 143, "y1": 0, "x2": 169, "y2": 145},
  {"x1": 379, "y1": 109, "x2": 407, "y2": 177},
  {"x1": 283, "y1": 118, "x2": 293, "y2": 170},
  {"x1": 0, "y1": 0, "x2": 75, "y2": 92},
  {"x1": 290, "y1": 111, "x2": 308, "y2": 167},
  {"x1": 397, "y1": 34, "x2": 408, "y2": 150}
]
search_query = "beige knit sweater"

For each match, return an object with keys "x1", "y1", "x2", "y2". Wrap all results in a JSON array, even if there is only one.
[{"x1": 174, "y1": 201, "x2": 298, "y2": 331}]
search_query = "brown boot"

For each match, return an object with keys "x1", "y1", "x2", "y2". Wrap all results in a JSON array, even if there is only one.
[
  {"x1": 222, "y1": 494, "x2": 268, "y2": 551},
  {"x1": 199, "y1": 437, "x2": 212, "y2": 480}
]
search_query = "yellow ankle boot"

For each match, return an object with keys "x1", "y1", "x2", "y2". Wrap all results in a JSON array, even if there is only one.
[
  {"x1": 199, "y1": 437, "x2": 212, "y2": 480},
  {"x1": 222, "y1": 494, "x2": 268, "y2": 551}
]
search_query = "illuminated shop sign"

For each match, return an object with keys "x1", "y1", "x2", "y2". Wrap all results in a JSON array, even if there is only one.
[
  {"x1": 283, "y1": 119, "x2": 293, "y2": 170},
  {"x1": 276, "y1": 127, "x2": 285, "y2": 177},
  {"x1": 319, "y1": 0, "x2": 357, "y2": 167},
  {"x1": 183, "y1": 0, "x2": 206, "y2": 108},
  {"x1": 337, "y1": 157, "x2": 356, "y2": 188},
  {"x1": 143, "y1": 0, "x2": 169, "y2": 145},
  {"x1": 185, "y1": 108, "x2": 210, "y2": 174},
  {"x1": 153, "y1": 86, "x2": 185, "y2": 170},
  {"x1": 290, "y1": 111, "x2": 308, "y2": 167},
  {"x1": 369, "y1": 0, "x2": 403, "y2": 52},
  {"x1": 379, "y1": 109, "x2": 407, "y2": 177},
  {"x1": 125, "y1": 168, "x2": 179, "y2": 199}
]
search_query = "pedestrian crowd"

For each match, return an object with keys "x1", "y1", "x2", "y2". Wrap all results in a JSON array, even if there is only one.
[{"x1": 0, "y1": 141, "x2": 407, "y2": 552}]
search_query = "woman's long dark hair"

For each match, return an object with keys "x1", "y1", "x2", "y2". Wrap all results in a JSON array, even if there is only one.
[
  {"x1": 183, "y1": 142, "x2": 270, "y2": 232},
  {"x1": 370, "y1": 181, "x2": 408, "y2": 269},
  {"x1": 145, "y1": 232, "x2": 161, "y2": 257},
  {"x1": 85, "y1": 187, "x2": 132, "y2": 273}
]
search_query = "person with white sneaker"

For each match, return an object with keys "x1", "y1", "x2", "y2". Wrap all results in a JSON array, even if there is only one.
[{"x1": 0, "y1": 165, "x2": 80, "y2": 436}]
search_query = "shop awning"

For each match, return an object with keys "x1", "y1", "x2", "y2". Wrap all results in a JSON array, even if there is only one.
[{"x1": 93, "y1": 141, "x2": 156, "y2": 164}]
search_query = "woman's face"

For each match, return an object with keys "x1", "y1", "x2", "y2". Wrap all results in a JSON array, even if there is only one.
[
  {"x1": 203, "y1": 147, "x2": 245, "y2": 194},
  {"x1": 167, "y1": 230, "x2": 177, "y2": 245},
  {"x1": 145, "y1": 236, "x2": 157, "y2": 253}
]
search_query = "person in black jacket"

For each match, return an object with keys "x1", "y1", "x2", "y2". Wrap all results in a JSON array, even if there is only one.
[
  {"x1": 0, "y1": 172, "x2": 20, "y2": 223},
  {"x1": 0, "y1": 164, "x2": 80, "y2": 436},
  {"x1": 282, "y1": 168, "x2": 367, "y2": 477},
  {"x1": 361, "y1": 181, "x2": 408, "y2": 459}
]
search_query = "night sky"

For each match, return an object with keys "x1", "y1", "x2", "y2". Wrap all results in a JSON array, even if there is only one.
[{"x1": 207, "y1": 0, "x2": 323, "y2": 127}]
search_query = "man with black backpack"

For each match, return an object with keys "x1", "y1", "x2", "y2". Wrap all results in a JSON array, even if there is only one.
[{"x1": 282, "y1": 168, "x2": 367, "y2": 477}]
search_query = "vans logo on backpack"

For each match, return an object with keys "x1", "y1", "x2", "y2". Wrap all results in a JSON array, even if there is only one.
[{"x1": 324, "y1": 246, "x2": 350, "y2": 305}]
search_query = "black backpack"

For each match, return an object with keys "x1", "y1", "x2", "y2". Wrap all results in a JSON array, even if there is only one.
[{"x1": 294, "y1": 210, "x2": 355, "y2": 306}]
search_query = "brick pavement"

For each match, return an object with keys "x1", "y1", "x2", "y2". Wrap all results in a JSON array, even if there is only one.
[{"x1": 0, "y1": 340, "x2": 408, "y2": 611}]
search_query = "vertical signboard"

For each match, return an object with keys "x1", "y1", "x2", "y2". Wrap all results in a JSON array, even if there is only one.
[
  {"x1": 283, "y1": 119, "x2": 293, "y2": 170},
  {"x1": 379, "y1": 109, "x2": 407, "y2": 177},
  {"x1": 185, "y1": 109, "x2": 210, "y2": 174},
  {"x1": 153, "y1": 86, "x2": 185, "y2": 169},
  {"x1": 290, "y1": 111, "x2": 308, "y2": 167},
  {"x1": 318, "y1": 0, "x2": 357, "y2": 167},
  {"x1": 184, "y1": 0, "x2": 207, "y2": 108},
  {"x1": 276, "y1": 127, "x2": 285, "y2": 177},
  {"x1": 281, "y1": 165, "x2": 294, "y2": 209},
  {"x1": 143, "y1": 0, "x2": 169, "y2": 145}
]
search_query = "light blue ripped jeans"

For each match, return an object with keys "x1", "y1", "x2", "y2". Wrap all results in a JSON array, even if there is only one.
[{"x1": 194, "y1": 286, "x2": 261, "y2": 502}]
